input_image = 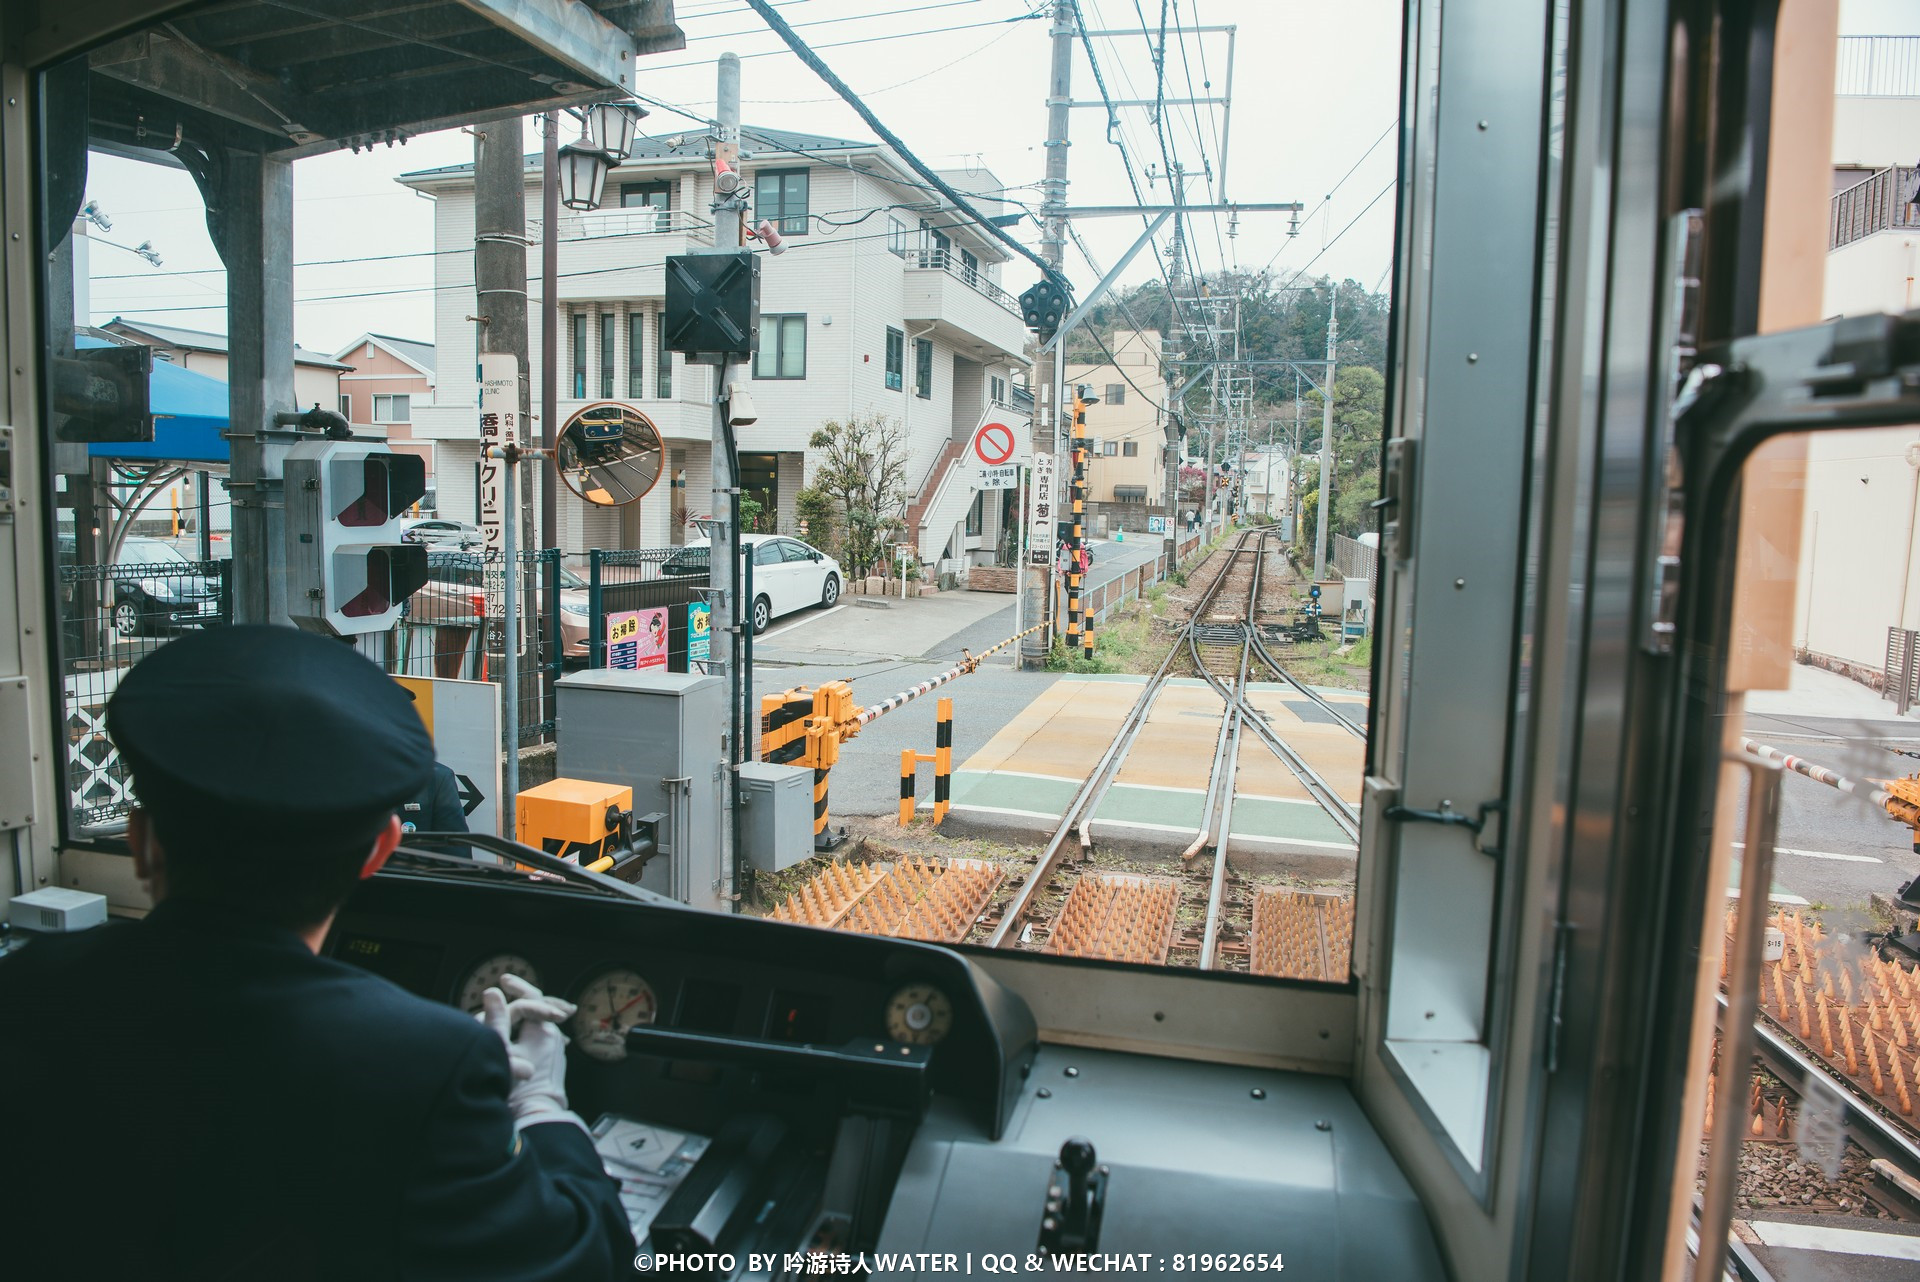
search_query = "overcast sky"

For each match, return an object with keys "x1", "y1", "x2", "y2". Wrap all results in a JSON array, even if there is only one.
[{"x1": 77, "y1": 0, "x2": 1918, "y2": 356}]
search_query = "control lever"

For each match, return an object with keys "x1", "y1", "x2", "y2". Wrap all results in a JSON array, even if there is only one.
[{"x1": 1037, "y1": 1136, "x2": 1107, "y2": 1255}]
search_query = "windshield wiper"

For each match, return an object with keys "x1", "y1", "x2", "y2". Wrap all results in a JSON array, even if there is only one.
[{"x1": 389, "y1": 833, "x2": 683, "y2": 908}]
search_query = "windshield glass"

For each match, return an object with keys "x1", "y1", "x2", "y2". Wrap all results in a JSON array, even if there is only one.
[{"x1": 38, "y1": 0, "x2": 1398, "y2": 987}]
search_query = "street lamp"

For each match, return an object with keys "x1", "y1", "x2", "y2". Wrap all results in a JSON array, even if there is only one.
[
  {"x1": 555, "y1": 141, "x2": 613, "y2": 211},
  {"x1": 582, "y1": 101, "x2": 646, "y2": 161}
]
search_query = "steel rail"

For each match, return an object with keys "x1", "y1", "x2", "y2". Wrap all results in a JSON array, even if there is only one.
[
  {"x1": 1248, "y1": 629, "x2": 1367, "y2": 740},
  {"x1": 987, "y1": 531, "x2": 1259, "y2": 949},
  {"x1": 1178, "y1": 538, "x2": 1256, "y2": 862},
  {"x1": 1075, "y1": 529, "x2": 1261, "y2": 853},
  {"x1": 1199, "y1": 636, "x2": 1251, "y2": 969}
]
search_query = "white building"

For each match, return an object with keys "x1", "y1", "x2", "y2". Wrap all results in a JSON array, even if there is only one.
[
  {"x1": 1799, "y1": 36, "x2": 1920, "y2": 679},
  {"x1": 400, "y1": 126, "x2": 1031, "y2": 567}
]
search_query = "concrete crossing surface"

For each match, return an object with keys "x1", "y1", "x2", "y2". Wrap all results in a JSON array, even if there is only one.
[{"x1": 943, "y1": 673, "x2": 1368, "y2": 871}]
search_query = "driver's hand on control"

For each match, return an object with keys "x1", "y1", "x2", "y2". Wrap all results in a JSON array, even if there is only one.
[{"x1": 478, "y1": 973, "x2": 586, "y2": 1133}]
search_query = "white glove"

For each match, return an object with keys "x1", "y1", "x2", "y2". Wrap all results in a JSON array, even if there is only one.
[{"x1": 478, "y1": 973, "x2": 587, "y2": 1134}]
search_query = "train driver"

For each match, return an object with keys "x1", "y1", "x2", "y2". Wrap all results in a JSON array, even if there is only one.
[{"x1": 0, "y1": 626, "x2": 633, "y2": 1279}]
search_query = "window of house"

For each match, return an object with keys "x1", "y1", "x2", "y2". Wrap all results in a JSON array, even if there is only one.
[
  {"x1": 1106, "y1": 383, "x2": 1126, "y2": 405},
  {"x1": 754, "y1": 170, "x2": 809, "y2": 235},
  {"x1": 656, "y1": 312, "x2": 673, "y2": 399},
  {"x1": 1102, "y1": 441, "x2": 1118, "y2": 457},
  {"x1": 915, "y1": 338, "x2": 933, "y2": 399},
  {"x1": 627, "y1": 313, "x2": 645, "y2": 399},
  {"x1": 372, "y1": 394, "x2": 410, "y2": 423},
  {"x1": 1123, "y1": 440, "x2": 1139, "y2": 457},
  {"x1": 888, "y1": 217, "x2": 907, "y2": 256},
  {"x1": 961, "y1": 248, "x2": 979, "y2": 284},
  {"x1": 921, "y1": 220, "x2": 951, "y2": 260},
  {"x1": 571, "y1": 314, "x2": 587, "y2": 398},
  {"x1": 338, "y1": 394, "x2": 351, "y2": 419},
  {"x1": 884, "y1": 328, "x2": 903, "y2": 391},
  {"x1": 754, "y1": 314, "x2": 806, "y2": 380},
  {"x1": 600, "y1": 314, "x2": 615, "y2": 398},
  {"x1": 620, "y1": 181, "x2": 671, "y2": 231},
  {"x1": 989, "y1": 375, "x2": 1007, "y2": 403},
  {"x1": 965, "y1": 490, "x2": 984, "y2": 536}
]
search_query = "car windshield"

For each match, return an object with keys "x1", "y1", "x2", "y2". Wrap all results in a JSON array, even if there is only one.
[{"x1": 39, "y1": 1, "x2": 1391, "y2": 996}]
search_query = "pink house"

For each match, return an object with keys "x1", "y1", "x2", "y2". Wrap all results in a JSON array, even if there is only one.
[{"x1": 332, "y1": 333, "x2": 439, "y2": 507}]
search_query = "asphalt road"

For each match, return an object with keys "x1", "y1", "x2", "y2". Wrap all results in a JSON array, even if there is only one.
[
  {"x1": 745, "y1": 537, "x2": 1172, "y2": 825},
  {"x1": 1738, "y1": 709, "x2": 1920, "y2": 921}
]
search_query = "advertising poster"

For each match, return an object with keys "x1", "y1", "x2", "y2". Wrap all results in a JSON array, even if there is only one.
[
  {"x1": 636, "y1": 607, "x2": 669, "y2": 670},
  {"x1": 607, "y1": 610, "x2": 640, "y2": 669}
]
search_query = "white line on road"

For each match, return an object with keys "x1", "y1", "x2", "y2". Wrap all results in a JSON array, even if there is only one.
[
  {"x1": 1732, "y1": 841, "x2": 1884, "y2": 863},
  {"x1": 1748, "y1": 1220, "x2": 1920, "y2": 1260},
  {"x1": 1725, "y1": 888, "x2": 1812, "y2": 905},
  {"x1": 757, "y1": 604, "x2": 848, "y2": 642}
]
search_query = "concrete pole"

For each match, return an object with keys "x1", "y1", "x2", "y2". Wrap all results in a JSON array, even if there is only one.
[
  {"x1": 223, "y1": 153, "x2": 295, "y2": 626},
  {"x1": 474, "y1": 116, "x2": 533, "y2": 554},
  {"x1": 1022, "y1": 1, "x2": 1075, "y2": 668},
  {"x1": 1312, "y1": 284, "x2": 1338, "y2": 582}
]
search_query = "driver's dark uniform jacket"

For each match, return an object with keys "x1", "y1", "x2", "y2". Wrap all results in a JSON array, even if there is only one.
[{"x1": 0, "y1": 897, "x2": 633, "y2": 1280}]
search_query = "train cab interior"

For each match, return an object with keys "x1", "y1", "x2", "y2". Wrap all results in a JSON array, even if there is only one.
[{"x1": 5, "y1": 1, "x2": 1920, "y2": 1279}]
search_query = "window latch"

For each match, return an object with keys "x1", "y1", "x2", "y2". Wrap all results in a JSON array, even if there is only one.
[{"x1": 1384, "y1": 798, "x2": 1505, "y2": 860}]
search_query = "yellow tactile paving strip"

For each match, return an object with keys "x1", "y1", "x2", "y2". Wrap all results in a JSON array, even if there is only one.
[{"x1": 959, "y1": 675, "x2": 1146, "y2": 780}]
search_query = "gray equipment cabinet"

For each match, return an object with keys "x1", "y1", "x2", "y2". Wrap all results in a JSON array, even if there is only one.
[
  {"x1": 555, "y1": 669, "x2": 729, "y2": 912},
  {"x1": 737, "y1": 761, "x2": 815, "y2": 873}
]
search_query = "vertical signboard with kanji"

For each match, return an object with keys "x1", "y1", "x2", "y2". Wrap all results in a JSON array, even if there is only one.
[
  {"x1": 1027, "y1": 452, "x2": 1057, "y2": 567},
  {"x1": 477, "y1": 353, "x2": 519, "y2": 657},
  {"x1": 687, "y1": 602, "x2": 711, "y2": 669}
]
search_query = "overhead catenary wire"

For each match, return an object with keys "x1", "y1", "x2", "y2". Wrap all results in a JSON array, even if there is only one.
[{"x1": 737, "y1": 0, "x2": 1065, "y2": 289}]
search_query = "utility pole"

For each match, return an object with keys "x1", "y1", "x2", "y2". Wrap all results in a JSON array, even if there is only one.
[
  {"x1": 475, "y1": 114, "x2": 534, "y2": 828},
  {"x1": 1312, "y1": 284, "x2": 1338, "y2": 581},
  {"x1": 474, "y1": 117, "x2": 534, "y2": 552},
  {"x1": 710, "y1": 51, "x2": 745, "y2": 898},
  {"x1": 1022, "y1": 0, "x2": 1075, "y2": 668}
]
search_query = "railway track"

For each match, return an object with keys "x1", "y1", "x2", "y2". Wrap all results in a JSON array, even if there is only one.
[{"x1": 985, "y1": 528, "x2": 1358, "y2": 975}]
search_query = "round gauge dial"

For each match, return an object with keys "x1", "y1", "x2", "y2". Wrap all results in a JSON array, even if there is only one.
[
  {"x1": 570, "y1": 969, "x2": 659, "y2": 1062},
  {"x1": 884, "y1": 983, "x2": 954, "y2": 1046},
  {"x1": 455, "y1": 954, "x2": 540, "y2": 1015}
]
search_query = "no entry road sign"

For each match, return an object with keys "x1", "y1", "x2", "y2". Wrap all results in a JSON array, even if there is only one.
[{"x1": 972, "y1": 421, "x2": 1016, "y2": 466}]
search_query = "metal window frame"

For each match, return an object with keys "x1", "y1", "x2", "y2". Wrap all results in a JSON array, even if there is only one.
[
  {"x1": 754, "y1": 313, "x2": 806, "y2": 381},
  {"x1": 755, "y1": 167, "x2": 810, "y2": 236}
]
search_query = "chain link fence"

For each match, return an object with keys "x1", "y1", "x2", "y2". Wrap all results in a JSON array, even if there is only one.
[{"x1": 57, "y1": 553, "x2": 232, "y2": 832}]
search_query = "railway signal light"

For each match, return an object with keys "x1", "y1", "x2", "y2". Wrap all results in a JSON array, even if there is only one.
[
  {"x1": 284, "y1": 440, "x2": 428, "y2": 636},
  {"x1": 1020, "y1": 276, "x2": 1070, "y2": 341}
]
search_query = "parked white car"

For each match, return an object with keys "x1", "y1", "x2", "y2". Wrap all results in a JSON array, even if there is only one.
[{"x1": 683, "y1": 534, "x2": 842, "y2": 634}]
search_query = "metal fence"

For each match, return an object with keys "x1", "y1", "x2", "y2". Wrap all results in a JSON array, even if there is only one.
[
  {"x1": 586, "y1": 547, "x2": 712, "y2": 668},
  {"x1": 57, "y1": 555, "x2": 232, "y2": 831},
  {"x1": 1836, "y1": 35, "x2": 1920, "y2": 96},
  {"x1": 1831, "y1": 167, "x2": 1918, "y2": 251},
  {"x1": 383, "y1": 547, "x2": 565, "y2": 744},
  {"x1": 1332, "y1": 533, "x2": 1379, "y2": 583},
  {"x1": 1888, "y1": 627, "x2": 1920, "y2": 717}
]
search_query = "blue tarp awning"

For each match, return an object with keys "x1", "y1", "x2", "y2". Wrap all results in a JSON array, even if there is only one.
[{"x1": 79, "y1": 336, "x2": 229, "y2": 463}]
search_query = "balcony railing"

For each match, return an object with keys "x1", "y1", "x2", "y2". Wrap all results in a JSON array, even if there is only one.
[
  {"x1": 903, "y1": 248, "x2": 1022, "y2": 316},
  {"x1": 1830, "y1": 166, "x2": 1918, "y2": 251},
  {"x1": 527, "y1": 208, "x2": 714, "y2": 244},
  {"x1": 1837, "y1": 36, "x2": 1920, "y2": 97}
]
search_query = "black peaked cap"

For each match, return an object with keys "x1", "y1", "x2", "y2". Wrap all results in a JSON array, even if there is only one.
[{"x1": 107, "y1": 626, "x2": 433, "y2": 836}]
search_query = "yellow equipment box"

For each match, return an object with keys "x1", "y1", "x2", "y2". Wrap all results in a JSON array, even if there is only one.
[{"x1": 517, "y1": 777, "x2": 633, "y2": 860}]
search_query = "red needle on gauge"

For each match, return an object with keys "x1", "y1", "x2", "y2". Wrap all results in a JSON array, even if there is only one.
[{"x1": 600, "y1": 981, "x2": 650, "y2": 1028}]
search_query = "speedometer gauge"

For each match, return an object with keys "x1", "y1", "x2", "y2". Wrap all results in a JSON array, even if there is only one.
[
  {"x1": 884, "y1": 983, "x2": 953, "y2": 1046},
  {"x1": 570, "y1": 969, "x2": 658, "y2": 1061},
  {"x1": 455, "y1": 954, "x2": 539, "y2": 1014}
]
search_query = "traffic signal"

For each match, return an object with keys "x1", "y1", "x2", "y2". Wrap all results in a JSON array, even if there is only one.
[
  {"x1": 1020, "y1": 275, "x2": 1070, "y2": 342},
  {"x1": 284, "y1": 440, "x2": 429, "y2": 636}
]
